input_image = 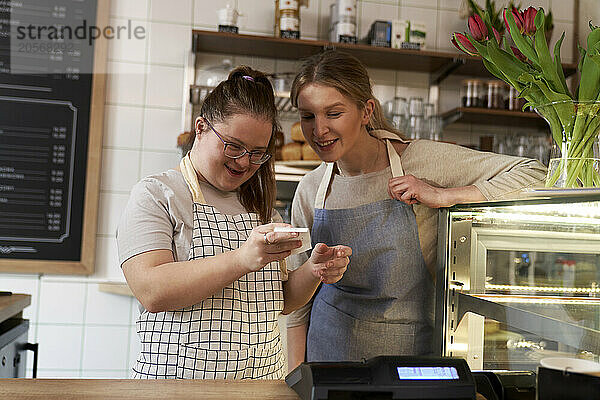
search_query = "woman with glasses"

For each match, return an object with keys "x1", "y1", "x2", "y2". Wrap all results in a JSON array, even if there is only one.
[
  {"x1": 117, "y1": 66, "x2": 350, "y2": 379},
  {"x1": 285, "y1": 51, "x2": 547, "y2": 369}
]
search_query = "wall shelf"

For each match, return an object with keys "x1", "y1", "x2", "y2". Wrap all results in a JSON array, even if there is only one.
[
  {"x1": 441, "y1": 107, "x2": 547, "y2": 130},
  {"x1": 192, "y1": 29, "x2": 578, "y2": 83}
]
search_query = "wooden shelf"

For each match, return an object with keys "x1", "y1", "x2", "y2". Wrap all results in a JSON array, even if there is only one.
[
  {"x1": 0, "y1": 293, "x2": 31, "y2": 323},
  {"x1": 192, "y1": 30, "x2": 578, "y2": 83},
  {"x1": 441, "y1": 107, "x2": 548, "y2": 129}
]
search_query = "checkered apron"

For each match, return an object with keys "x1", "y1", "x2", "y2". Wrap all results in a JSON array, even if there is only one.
[{"x1": 132, "y1": 154, "x2": 285, "y2": 379}]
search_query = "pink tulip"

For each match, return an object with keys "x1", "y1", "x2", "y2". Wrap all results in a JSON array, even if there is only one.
[
  {"x1": 523, "y1": 7, "x2": 537, "y2": 35},
  {"x1": 468, "y1": 14, "x2": 488, "y2": 41},
  {"x1": 504, "y1": 7, "x2": 525, "y2": 34},
  {"x1": 511, "y1": 46, "x2": 527, "y2": 62},
  {"x1": 452, "y1": 33, "x2": 478, "y2": 56}
]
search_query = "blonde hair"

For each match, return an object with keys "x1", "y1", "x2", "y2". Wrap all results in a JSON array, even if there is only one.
[{"x1": 290, "y1": 50, "x2": 405, "y2": 138}]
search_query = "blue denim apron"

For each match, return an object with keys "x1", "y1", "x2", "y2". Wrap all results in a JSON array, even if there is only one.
[{"x1": 306, "y1": 134, "x2": 434, "y2": 362}]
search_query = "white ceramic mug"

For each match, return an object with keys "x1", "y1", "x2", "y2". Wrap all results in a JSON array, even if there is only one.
[{"x1": 540, "y1": 357, "x2": 600, "y2": 374}]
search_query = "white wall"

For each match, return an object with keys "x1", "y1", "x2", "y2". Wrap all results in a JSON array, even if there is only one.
[{"x1": 1, "y1": 0, "x2": 578, "y2": 378}]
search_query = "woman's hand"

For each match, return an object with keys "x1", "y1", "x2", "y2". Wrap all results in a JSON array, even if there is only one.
[
  {"x1": 388, "y1": 176, "x2": 486, "y2": 208},
  {"x1": 388, "y1": 174, "x2": 447, "y2": 208},
  {"x1": 308, "y1": 243, "x2": 352, "y2": 284},
  {"x1": 236, "y1": 223, "x2": 303, "y2": 273}
]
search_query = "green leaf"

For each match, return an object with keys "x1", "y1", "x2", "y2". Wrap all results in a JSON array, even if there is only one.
[
  {"x1": 578, "y1": 45, "x2": 587, "y2": 71},
  {"x1": 482, "y1": 57, "x2": 511, "y2": 83},
  {"x1": 506, "y1": 9, "x2": 540, "y2": 67},
  {"x1": 520, "y1": 72, "x2": 574, "y2": 137},
  {"x1": 487, "y1": 39, "x2": 531, "y2": 82},
  {"x1": 533, "y1": 9, "x2": 567, "y2": 96},
  {"x1": 519, "y1": 84, "x2": 564, "y2": 144},
  {"x1": 587, "y1": 27, "x2": 600, "y2": 50},
  {"x1": 481, "y1": 11, "x2": 496, "y2": 40},
  {"x1": 590, "y1": 53, "x2": 600, "y2": 71},
  {"x1": 552, "y1": 31, "x2": 571, "y2": 98},
  {"x1": 584, "y1": 35, "x2": 600, "y2": 86},
  {"x1": 578, "y1": 31, "x2": 600, "y2": 101}
]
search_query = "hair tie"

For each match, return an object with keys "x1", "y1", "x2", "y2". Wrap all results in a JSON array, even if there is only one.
[{"x1": 242, "y1": 75, "x2": 254, "y2": 82}]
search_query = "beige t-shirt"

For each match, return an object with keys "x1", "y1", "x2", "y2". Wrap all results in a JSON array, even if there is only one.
[
  {"x1": 286, "y1": 135, "x2": 547, "y2": 327},
  {"x1": 116, "y1": 169, "x2": 282, "y2": 265}
]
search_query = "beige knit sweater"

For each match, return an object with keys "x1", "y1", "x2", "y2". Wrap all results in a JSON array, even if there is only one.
[{"x1": 286, "y1": 132, "x2": 547, "y2": 326}]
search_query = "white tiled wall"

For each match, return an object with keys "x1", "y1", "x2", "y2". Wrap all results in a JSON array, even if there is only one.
[{"x1": 1, "y1": 0, "x2": 584, "y2": 379}]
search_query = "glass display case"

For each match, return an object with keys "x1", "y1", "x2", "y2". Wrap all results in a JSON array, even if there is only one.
[{"x1": 434, "y1": 191, "x2": 600, "y2": 372}]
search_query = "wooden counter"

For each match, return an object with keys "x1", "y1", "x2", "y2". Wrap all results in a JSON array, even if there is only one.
[
  {"x1": 0, "y1": 379, "x2": 301, "y2": 399},
  {"x1": 0, "y1": 294, "x2": 31, "y2": 323}
]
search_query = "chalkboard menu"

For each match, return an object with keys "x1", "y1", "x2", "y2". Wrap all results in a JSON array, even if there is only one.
[{"x1": 0, "y1": 0, "x2": 108, "y2": 274}]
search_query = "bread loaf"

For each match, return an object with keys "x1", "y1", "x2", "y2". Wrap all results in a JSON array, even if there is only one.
[
  {"x1": 290, "y1": 121, "x2": 305, "y2": 142},
  {"x1": 301, "y1": 143, "x2": 320, "y2": 161},
  {"x1": 281, "y1": 142, "x2": 303, "y2": 161}
]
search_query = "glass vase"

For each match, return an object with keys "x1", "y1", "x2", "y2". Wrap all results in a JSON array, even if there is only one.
[{"x1": 534, "y1": 101, "x2": 600, "y2": 188}]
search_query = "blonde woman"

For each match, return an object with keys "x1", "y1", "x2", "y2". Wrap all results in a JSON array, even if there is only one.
[{"x1": 286, "y1": 51, "x2": 547, "y2": 368}]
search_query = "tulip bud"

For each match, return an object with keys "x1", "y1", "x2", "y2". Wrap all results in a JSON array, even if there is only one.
[
  {"x1": 504, "y1": 7, "x2": 525, "y2": 34},
  {"x1": 452, "y1": 33, "x2": 478, "y2": 56},
  {"x1": 468, "y1": 14, "x2": 488, "y2": 41},
  {"x1": 523, "y1": 7, "x2": 537, "y2": 36}
]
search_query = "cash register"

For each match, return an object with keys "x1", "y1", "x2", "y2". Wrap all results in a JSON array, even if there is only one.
[{"x1": 285, "y1": 356, "x2": 476, "y2": 400}]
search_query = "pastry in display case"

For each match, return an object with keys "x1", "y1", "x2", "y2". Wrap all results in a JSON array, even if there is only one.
[{"x1": 435, "y1": 191, "x2": 600, "y2": 373}]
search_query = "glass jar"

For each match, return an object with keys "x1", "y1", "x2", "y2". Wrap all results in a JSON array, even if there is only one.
[
  {"x1": 423, "y1": 103, "x2": 435, "y2": 119},
  {"x1": 486, "y1": 80, "x2": 507, "y2": 109},
  {"x1": 461, "y1": 79, "x2": 484, "y2": 108},
  {"x1": 408, "y1": 96, "x2": 424, "y2": 116},
  {"x1": 408, "y1": 115, "x2": 426, "y2": 139},
  {"x1": 275, "y1": 0, "x2": 300, "y2": 39}
]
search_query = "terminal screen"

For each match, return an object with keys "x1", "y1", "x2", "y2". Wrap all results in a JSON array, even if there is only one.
[{"x1": 397, "y1": 366, "x2": 459, "y2": 380}]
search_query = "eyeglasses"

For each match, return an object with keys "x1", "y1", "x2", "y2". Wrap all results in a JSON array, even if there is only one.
[{"x1": 204, "y1": 118, "x2": 272, "y2": 165}]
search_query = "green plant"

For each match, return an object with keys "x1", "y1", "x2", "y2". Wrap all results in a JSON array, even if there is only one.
[
  {"x1": 467, "y1": 1, "x2": 552, "y2": 37},
  {"x1": 452, "y1": 7, "x2": 600, "y2": 188}
]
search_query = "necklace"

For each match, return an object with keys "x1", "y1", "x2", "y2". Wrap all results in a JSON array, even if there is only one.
[{"x1": 338, "y1": 138, "x2": 381, "y2": 177}]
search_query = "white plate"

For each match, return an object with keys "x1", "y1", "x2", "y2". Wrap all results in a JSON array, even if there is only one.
[
  {"x1": 273, "y1": 226, "x2": 311, "y2": 255},
  {"x1": 274, "y1": 227, "x2": 309, "y2": 233},
  {"x1": 540, "y1": 357, "x2": 600, "y2": 373}
]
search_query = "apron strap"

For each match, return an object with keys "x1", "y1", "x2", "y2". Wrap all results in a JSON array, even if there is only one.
[
  {"x1": 314, "y1": 137, "x2": 406, "y2": 208},
  {"x1": 386, "y1": 139, "x2": 405, "y2": 178},
  {"x1": 315, "y1": 162, "x2": 335, "y2": 209},
  {"x1": 180, "y1": 153, "x2": 207, "y2": 204}
]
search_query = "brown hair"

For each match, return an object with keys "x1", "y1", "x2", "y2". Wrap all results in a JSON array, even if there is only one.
[
  {"x1": 195, "y1": 65, "x2": 279, "y2": 224},
  {"x1": 290, "y1": 50, "x2": 404, "y2": 138}
]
